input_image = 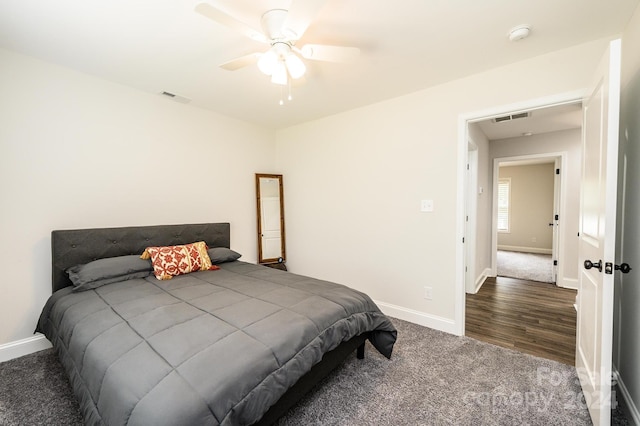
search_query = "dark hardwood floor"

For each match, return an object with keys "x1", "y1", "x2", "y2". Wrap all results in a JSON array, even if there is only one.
[{"x1": 465, "y1": 276, "x2": 577, "y2": 365}]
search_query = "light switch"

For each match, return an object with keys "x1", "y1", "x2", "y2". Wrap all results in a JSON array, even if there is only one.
[{"x1": 421, "y1": 199, "x2": 434, "y2": 212}]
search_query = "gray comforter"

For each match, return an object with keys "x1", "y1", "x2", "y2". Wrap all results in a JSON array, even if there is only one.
[{"x1": 37, "y1": 261, "x2": 396, "y2": 425}]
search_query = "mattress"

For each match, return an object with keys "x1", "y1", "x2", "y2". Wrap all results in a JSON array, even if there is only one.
[{"x1": 37, "y1": 260, "x2": 396, "y2": 425}]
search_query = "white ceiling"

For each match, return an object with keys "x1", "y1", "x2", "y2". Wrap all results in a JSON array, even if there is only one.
[
  {"x1": 476, "y1": 102, "x2": 584, "y2": 141},
  {"x1": 0, "y1": 0, "x2": 637, "y2": 130}
]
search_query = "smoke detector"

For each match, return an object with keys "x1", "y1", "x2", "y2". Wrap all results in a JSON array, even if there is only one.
[{"x1": 509, "y1": 25, "x2": 531, "y2": 42}]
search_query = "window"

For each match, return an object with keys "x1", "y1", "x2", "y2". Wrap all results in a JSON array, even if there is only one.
[{"x1": 497, "y1": 178, "x2": 511, "y2": 232}]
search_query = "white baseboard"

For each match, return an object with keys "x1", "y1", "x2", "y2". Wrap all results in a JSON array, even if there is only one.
[
  {"x1": 0, "y1": 334, "x2": 52, "y2": 363},
  {"x1": 498, "y1": 245, "x2": 553, "y2": 255},
  {"x1": 374, "y1": 300, "x2": 458, "y2": 335},
  {"x1": 613, "y1": 368, "x2": 640, "y2": 425},
  {"x1": 470, "y1": 268, "x2": 492, "y2": 294},
  {"x1": 558, "y1": 277, "x2": 578, "y2": 290}
]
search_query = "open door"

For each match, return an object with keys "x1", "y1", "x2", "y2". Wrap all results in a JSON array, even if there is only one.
[
  {"x1": 576, "y1": 39, "x2": 621, "y2": 426},
  {"x1": 465, "y1": 141, "x2": 478, "y2": 293},
  {"x1": 551, "y1": 157, "x2": 561, "y2": 283}
]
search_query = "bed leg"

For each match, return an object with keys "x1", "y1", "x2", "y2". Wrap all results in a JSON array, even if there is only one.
[{"x1": 356, "y1": 342, "x2": 365, "y2": 359}]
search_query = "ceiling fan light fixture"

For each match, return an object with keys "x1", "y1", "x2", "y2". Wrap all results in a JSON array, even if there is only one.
[
  {"x1": 271, "y1": 61, "x2": 288, "y2": 85},
  {"x1": 258, "y1": 49, "x2": 278, "y2": 75},
  {"x1": 285, "y1": 53, "x2": 306, "y2": 79},
  {"x1": 196, "y1": 2, "x2": 362, "y2": 95},
  {"x1": 300, "y1": 45, "x2": 314, "y2": 59}
]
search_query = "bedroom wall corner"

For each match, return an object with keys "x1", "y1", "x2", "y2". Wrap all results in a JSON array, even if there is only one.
[{"x1": 0, "y1": 47, "x2": 277, "y2": 349}]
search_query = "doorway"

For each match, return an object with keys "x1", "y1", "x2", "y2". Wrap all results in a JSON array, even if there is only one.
[
  {"x1": 493, "y1": 155, "x2": 561, "y2": 284},
  {"x1": 457, "y1": 40, "x2": 624, "y2": 425},
  {"x1": 462, "y1": 100, "x2": 582, "y2": 295},
  {"x1": 460, "y1": 98, "x2": 583, "y2": 364}
]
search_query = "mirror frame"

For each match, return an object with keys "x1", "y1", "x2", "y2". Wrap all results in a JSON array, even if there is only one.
[{"x1": 255, "y1": 173, "x2": 286, "y2": 264}]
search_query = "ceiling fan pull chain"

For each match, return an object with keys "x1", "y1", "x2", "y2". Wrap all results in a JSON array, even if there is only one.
[{"x1": 279, "y1": 85, "x2": 284, "y2": 106}]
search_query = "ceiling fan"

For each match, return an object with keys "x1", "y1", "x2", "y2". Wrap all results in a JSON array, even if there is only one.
[{"x1": 195, "y1": 1, "x2": 360, "y2": 87}]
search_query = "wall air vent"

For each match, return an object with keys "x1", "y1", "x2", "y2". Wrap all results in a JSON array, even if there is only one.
[
  {"x1": 159, "y1": 91, "x2": 192, "y2": 104},
  {"x1": 492, "y1": 112, "x2": 530, "y2": 123},
  {"x1": 511, "y1": 112, "x2": 529, "y2": 120}
]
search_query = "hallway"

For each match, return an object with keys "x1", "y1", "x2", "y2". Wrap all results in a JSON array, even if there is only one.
[{"x1": 465, "y1": 276, "x2": 577, "y2": 365}]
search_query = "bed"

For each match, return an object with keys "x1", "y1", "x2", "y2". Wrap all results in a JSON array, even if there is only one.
[{"x1": 36, "y1": 223, "x2": 397, "y2": 425}]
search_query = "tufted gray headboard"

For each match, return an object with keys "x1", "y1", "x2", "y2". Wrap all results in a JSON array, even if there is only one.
[{"x1": 51, "y1": 223, "x2": 231, "y2": 293}]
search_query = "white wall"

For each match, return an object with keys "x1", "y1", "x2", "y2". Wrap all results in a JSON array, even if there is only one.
[
  {"x1": 614, "y1": 2, "x2": 640, "y2": 421},
  {"x1": 0, "y1": 48, "x2": 275, "y2": 346},
  {"x1": 490, "y1": 129, "x2": 582, "y2": 288},
  {"x1": 498, "y1": 163, "x2": 555, "y2": 252},
  {"x1": 276, "y1": 38, "x2": 610, "y2": 331}
]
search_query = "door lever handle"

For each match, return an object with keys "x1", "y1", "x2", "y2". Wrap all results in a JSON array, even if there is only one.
[
  {"x1": 584, "y1": 259, "x2": 602, "y2": 272},
  {"x1": 615, "y1": 263, "x2": 632, "y2": 274}
]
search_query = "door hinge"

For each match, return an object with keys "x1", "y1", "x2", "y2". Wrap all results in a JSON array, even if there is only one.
[
  {"x1": 467, "y1": 164, "x2": 470, "y2": 170},
  {"x1": 553, "y1": 260, "x2": 558, "y2": 266},
  {"x1": 555, "y1": 214, "x2": 559, "y2": 221},
  {"x1": 462, "y1": 237, "x2": 465, "y2": 243},
  {"x1": 556, "y1": 168, "x2": 560, "y2": 175}
]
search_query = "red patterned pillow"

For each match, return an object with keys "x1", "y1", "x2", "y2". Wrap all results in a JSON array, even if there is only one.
[{"x1": 141, "y1": 241, "x2": 219, "y2": 280}]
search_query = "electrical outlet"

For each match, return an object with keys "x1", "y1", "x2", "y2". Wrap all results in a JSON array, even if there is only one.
[
  {"x1": 424, "y1": 286, "x2": 433, "y2": 300},
  {"x1": 420, "y1": 200, "x2": 434, "y2": 212}
]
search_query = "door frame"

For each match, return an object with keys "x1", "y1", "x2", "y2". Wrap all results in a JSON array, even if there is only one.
[
  {"x1": 490, "y1": 153, "x2": 566, "y2": 283},
  {"x1": 455, "y1": 90, "x2": 586, "y2": 335}
]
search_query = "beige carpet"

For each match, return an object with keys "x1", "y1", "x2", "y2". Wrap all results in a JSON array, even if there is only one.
[{"x1": 497, "y1": 250, "x2": 554, "y2": 283}]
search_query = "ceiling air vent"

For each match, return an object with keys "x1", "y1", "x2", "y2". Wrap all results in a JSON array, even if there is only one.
[
  {"x1": 159, "y1": 91, "x2": 191, "y2": 104},
  {"x1": 492, "y1": 111, "x2": 530, "y2": 123}
]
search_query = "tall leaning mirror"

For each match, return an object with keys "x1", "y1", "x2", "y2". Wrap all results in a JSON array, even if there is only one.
[{"x1": 255, "y1": 174, "x2": 286, "y2": 269}]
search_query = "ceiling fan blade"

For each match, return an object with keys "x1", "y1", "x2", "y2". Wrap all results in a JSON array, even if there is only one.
[
  {"x1": 195, "y1": 2, "x2": 267, "y2": 43},
  {"x1": 219, "y1": 52, "x2": 261, "y2": 71},
  {"x1": 281, "y1": 0, "x2": 327, "y2": 39},
  {"x1": 298, "y1": 44, "x2": 360, "y2": 62}
]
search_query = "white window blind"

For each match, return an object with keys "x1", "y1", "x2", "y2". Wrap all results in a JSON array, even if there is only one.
[{"x1": 497, "y1": 178, "x2": 511, "y2": 232}]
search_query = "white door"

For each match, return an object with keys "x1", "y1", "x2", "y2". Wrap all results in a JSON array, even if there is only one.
[
  {"x1": 465, "y1": 142, "x2": 478, "y2": 293},
  {"x1": 576, "y1": 39, "x2": 621, "y2": 426},
  {"x1": 260, "y1": 196, "x2": 282, "y2": 259},
  {"x1": 551, "y1": 158, "x2": 561, "y2": 283}
]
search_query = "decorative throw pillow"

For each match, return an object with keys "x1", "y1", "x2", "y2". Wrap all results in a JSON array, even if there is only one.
[
  {"x1": 141, "y1": 241, "x2": 219, "y2": 280},
  {"x1": 207, "y1": 247, "x2": 242, "y2": 264}
]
